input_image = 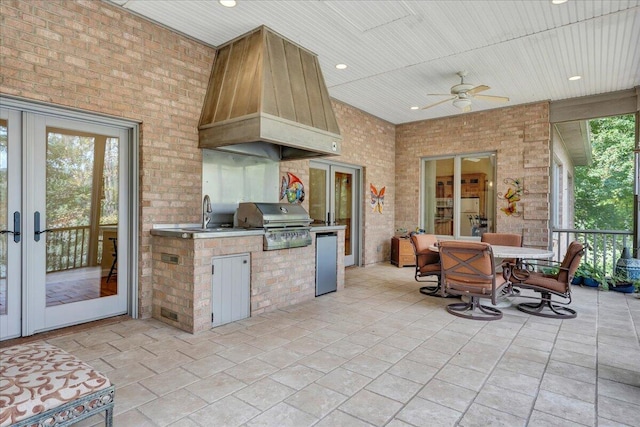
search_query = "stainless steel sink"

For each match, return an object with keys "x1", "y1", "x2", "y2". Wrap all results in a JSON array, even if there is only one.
[{"x1": 181, "y1": 227, "x2": 246, "y2": 233}]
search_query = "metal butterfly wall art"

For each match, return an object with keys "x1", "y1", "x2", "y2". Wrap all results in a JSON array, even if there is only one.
[
  {"x1": 370, "y1": 184, "x2": 385, "y2": 214},
  {"x1": 280, "y1": 172, "x2": 305, "y2": 204},
  {"x1": 499, "y1": 178, "x2": 527, "y2": 216}
]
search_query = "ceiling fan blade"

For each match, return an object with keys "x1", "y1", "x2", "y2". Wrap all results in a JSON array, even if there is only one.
[
  {"x1": 474, "y1": 94, "x2": 510, "y2": 103},
  {"x1": 467, "y1": 85, "x2": 490, "y2": 95},
  {"x1": 421, "y1": 96, "x2": 455, "y2": 110},
  {"x1": 426, "y1": 93, "x2": 453, "y2": 97}
]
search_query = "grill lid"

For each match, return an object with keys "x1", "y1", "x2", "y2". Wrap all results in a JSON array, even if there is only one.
[{"x1": 236, "y1": 202, "x2": 311, "y2": 229}]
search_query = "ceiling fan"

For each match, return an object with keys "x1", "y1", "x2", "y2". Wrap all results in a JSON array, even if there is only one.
[{"x1": 422, "y1": 71, "x2": 509, "y2": 113}]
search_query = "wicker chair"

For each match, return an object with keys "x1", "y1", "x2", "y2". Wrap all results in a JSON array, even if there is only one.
[
  {"x1": 409, "y1": 233, "x2": 442, "y2": 296},
  {"x1": 439, "y1": 240, "x2": 511, "y2": 320},
  {"x1": 510, "y1": 241, "x2": 586, "y2": 319}
]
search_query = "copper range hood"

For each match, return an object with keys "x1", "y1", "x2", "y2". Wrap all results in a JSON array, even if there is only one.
[{"x1": 198, "y1": 26, "x2": 342, "y2": 161}]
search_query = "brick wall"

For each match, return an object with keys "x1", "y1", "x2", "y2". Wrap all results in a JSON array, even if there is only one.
[
  {"x1": 395, "y1": 103, "x2": 551, "y2": 248},
  {"x1": 1, "y1": 0, "x2": 215, "y2": 318},
  {"x1": 279, "y1": 102, "x2": 396, "y2": 267},
  {"x1": 331, "y1": 102, "x2": 397, "y2": 265}
]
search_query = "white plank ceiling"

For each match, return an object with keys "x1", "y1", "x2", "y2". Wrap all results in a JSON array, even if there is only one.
[{"x1": 107, "y1": 0, "x2": 640, "y2": 124}]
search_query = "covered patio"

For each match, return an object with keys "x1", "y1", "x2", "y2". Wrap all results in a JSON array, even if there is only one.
[{"x1": 9, "y1": 263, "x2": 639, "y2": 426}]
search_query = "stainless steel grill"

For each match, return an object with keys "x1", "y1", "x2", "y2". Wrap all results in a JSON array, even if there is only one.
[{"x1": 236, "y1": 202, "x2": 312, "y2": 250}]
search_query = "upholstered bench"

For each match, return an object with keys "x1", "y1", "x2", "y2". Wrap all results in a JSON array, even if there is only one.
[{"x1": 0, "y1": 343, "x2": 115, "y2": 427}]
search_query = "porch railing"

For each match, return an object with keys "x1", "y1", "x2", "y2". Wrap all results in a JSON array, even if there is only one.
[
  {"x1": 552, "y1": 228, "x2": 634, "y2": 277},
  {"x1": 46, "y1": 226, "x2": 91, "y2": 272}
]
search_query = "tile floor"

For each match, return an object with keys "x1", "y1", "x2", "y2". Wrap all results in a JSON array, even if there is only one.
[{"x1": 17, "y1": 264, "x2": 640, "y2": 426}]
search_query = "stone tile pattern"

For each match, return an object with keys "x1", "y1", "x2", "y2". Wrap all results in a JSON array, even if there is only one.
[
  {"x1": 21, "y1": 264, "x2": 639, "y2": 426},
  {"x1": 152, "y1": 231, "x2": 345, "y2": 333},
  {"x1": 395, "y1": 103, "x2": 551, "y2": 247}
]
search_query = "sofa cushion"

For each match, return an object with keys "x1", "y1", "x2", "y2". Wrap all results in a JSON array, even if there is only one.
[{"x1": 0, "y1": 343, "x2": 112, "y2": 427}]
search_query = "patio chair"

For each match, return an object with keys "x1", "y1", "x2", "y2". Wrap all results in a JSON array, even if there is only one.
[
  {"x1": 510, "y1": 241, "x2": 586, "y2": 319},
  {"x1": 439, "y1": 240, "x2": 511, "y2": 320},
  {"x1": 107, "y1": 237, "x2": 117, "y2": 283},
  {"x1": 409, "y1": 233, "x2": 442, "y2": 296},
  {"x1": 481, "y1": 231, "x2": 523, "y2": 295},
  {"x1": 481, "y1": 232, "x2": 522, "y2": 264}
]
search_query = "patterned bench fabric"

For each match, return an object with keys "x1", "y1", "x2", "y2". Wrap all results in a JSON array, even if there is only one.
[{"x1": 0, "y1": 343, "x2": 112, "y2": 427}]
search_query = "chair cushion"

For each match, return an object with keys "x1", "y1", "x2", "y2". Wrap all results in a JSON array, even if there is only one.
[
  {"x1": 0, "y1": 343, "x2": 112, "y2": 427},
  {"x1": 481, "y1": 233, "x2": 522, "y2": 247},
  {"x1": 449, "y1": 273, "x2": 506, "y2": 295},
  {"x1": 419, "y1": 262, "x2": 441, "y2": 275},
  {"x1": 411, "y1": 234, "x2": 440, "y2": 266},
  {"x1": 440, "y1": 241, "x2": 502, "y2": 295},
  {"x1": 441, "y1": 241, "x2": 494, "y2": 282},
  {"x1": 557, "y1": 241, "x2": 585, "y2": 284},
  {"x1": 516, "y1": 270, "x2": 568, "y2": 294}
]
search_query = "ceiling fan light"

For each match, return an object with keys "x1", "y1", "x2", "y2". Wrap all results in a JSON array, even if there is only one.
[{"x1": 452, "y1": 98, "x2": 472, "y2": 110}]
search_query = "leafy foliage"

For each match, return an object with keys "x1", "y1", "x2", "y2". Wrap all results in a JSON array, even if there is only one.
[
  {"x1": 46, "y1": 132, "x2": 119, "y2": 229},
  {"x1": 574, "y1": 115, "x2": 634, "y2": 231}
]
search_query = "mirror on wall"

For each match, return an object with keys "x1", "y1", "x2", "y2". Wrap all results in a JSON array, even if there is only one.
[{"x1": 202, "y1": 149, "x2": 279, "y2": 214}]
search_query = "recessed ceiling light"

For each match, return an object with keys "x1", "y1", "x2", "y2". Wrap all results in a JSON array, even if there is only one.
[
  {"x1": 551, "y1": 0, "x2": 568, "y2": 4},
  {"x1": 568, "y1": 75, "x2": 582, "y2": 81},
  {"x1": 219, "y1": 0, "x2": 237, "y2": 7},
  {"x1": 410, "y1": 106, "x2": 419, "y2": 110},
  {"x1": 335, "y1": 64, "x2": 348, "y2": 70}
]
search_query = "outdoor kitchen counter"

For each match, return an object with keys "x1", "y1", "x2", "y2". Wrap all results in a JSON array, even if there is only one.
[
  {"x1": 151, "y1": 224, "x2": 345, "y2": 334},
  {"x1": 150, "y1": 223, "x2": 345, "y2": 238},
  {"x1": 150, "y1": 225, "x2": 263, "y2": 239}
]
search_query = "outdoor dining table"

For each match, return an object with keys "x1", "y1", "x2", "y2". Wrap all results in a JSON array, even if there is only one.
[
  {"x1": 428, "y1": 243, "x2": 554, "y2": 260},
  {"x1": 488, "y1": 245, "x2": 554, "y2": 260}
]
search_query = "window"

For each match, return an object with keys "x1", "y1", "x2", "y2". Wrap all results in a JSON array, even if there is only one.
[{"x1": 422, "y1": 153, "x2": 496, "y2": 238}]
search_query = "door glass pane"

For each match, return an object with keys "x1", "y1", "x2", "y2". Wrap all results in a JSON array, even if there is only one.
[
  {"x1": 0, "y1": 119, "x2": 7, "y2": 315},
  {"x1": 460, "y1": 154, "x2": 493, "y2": 237},
  {"x1": 335, "y1": 171, "x2": 352, "y2": 256},
  {"x1": 45, "y1": 129, "x2": 119, "y2": 306},
  {"x1": 309, "y1": 168, "x2": 327, "y2": 224},
  {"x1": 424, "y1": 158, "x2": 454, "y2": 235}
]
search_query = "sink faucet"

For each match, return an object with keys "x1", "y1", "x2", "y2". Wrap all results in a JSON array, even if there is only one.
[{"x1": 202, "y1": 194, "x2": 212, "y2": 228}]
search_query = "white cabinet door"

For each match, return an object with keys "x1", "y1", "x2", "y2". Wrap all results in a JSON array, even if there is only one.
[{"x1": 211, "y1": 253, "x2": 250, "y2": 327}]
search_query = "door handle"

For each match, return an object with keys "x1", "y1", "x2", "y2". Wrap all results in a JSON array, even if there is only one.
[
  {"x1": 0, "y1": 211, "x2": 21, "y2": 243},
  {"x1": 34, "y1": 211, "x2": 52, "y2": 242}
]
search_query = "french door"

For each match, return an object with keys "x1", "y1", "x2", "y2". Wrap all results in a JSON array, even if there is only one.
[
  {"x1": 309, "y1": 162, "x2": 360, "y2": 266},
  {"x1": 1, "y1": 108, "x2": 130, "y2": 340}
]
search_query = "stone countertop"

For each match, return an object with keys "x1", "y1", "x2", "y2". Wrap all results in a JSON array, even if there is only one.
[{"x1": 150, "y1": 223, "x2": 345, "y2": 239}]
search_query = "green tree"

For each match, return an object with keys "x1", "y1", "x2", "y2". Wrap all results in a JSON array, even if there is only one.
[
  {"x1": 574, "y1": 115, "x2": 634, "y2": 231},
  {"x1": 46, "y1": 133, "x2": 94, "y2": 228}
]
